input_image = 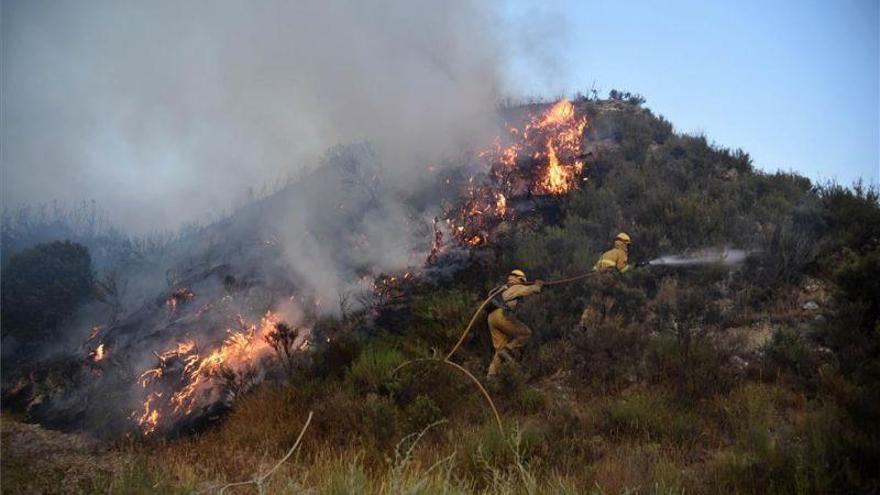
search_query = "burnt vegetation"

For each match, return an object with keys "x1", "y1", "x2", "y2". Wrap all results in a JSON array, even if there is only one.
[{"x1": 2, "y1": 94, "x2": 879, "y2": 494}]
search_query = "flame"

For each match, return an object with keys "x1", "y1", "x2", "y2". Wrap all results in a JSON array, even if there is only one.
[
  {"x1": 542, "y1": 142, "x2": 580, "y2": 194},
  {"x1": 93, "y1": 343, "x2": 106, "y2": 362},
  {"x1": 136, "y1": 393, "x2": 162, "y2": 435},
  {"x1": 166, "y1": 288, "x2": 195, "y2": 315},
  {"x1": 495, "y1": 192, "x2": 507, "y2": 216},
  {"x1": 539, "y1": 99, "x2": 576, "y2": 126},
  {"x1": 133, "y1": 311, "x2": 310, "y2": 434},
  {"x1": 441, "y1": 99, "x2": 588, "y2": 249}
]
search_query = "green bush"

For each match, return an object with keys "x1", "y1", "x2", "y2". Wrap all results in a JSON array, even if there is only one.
[
  {"x1": 348, "y1": 344, "x2": 405, "y2": 394},
  {"x1": 708, "y1": 384, "x2": 873, "y2": 494},
  {"x1": 607, "y1": 391, "x2": 697, "y2": 445},
  {"x1": 309, "y1": 331, "x2": 361, "y2": 380},
  {"x1": 410, "y1": 288, "x2": 476, "y2": 347},
  {"x1": 763, "y1": 327, "x2": 823, "y2": 389},
  {"x1": 567, "y1": 318, "x2": 646, "y2": 390},
  {"x1": 819, "y1": 181, "x2": 880, "y2": 253},
  {"x1": 363, "y1": 393, "x2": 397, "y2": 446},
  {"x1": 403, "y1": 394, "x2": 444, "y2": 433},
  {"x1": 514, "y1": 387, "x2": 546, "y2": 414}
]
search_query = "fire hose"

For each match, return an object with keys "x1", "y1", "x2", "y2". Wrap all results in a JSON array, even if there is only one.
[
  {"x1": 393, "y1": 270, "x2": 599, "y2": 433},
  {"x1": 445, "y1": 270, "x2": 597, "y2": 360}
]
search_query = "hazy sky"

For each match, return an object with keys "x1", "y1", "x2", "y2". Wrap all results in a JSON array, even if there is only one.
[
  {"x1": 502, "y1": 0, "x2": 879, "y2": 185},
  {"x1": 2, "y1": 0, "x2": 878, "y2": 233}
]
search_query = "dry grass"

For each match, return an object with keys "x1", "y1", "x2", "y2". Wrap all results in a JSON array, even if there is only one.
[{"x1": 0, "y1": 372, "x2": 841, "y2": 494}]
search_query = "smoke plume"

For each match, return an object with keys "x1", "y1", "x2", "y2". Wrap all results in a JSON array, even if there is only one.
[{"x1": 3, "y1": 0, "x2": 505, "y2": 233}]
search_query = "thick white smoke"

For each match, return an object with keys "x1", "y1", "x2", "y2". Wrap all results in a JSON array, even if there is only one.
[{"x1": 3, "y1": 0, "x2": 505, "y2": 233}]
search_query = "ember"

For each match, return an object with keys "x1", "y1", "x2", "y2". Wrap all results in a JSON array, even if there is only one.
[{"x1": 166, "y1": 288, "x2": 195, "y2": 315}]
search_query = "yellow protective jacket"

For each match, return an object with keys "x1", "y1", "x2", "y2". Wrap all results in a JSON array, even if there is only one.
[
  {"x1": 593, "y1": 240, "x2": 630, "y2": 272},
  {"x1": 499, "y1": 282, "x2": 542, "y2": 311}
]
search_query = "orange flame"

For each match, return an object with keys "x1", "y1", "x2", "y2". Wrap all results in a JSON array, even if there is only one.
[
  {"x1": 442, "y1": 99, "x2": 588, "y2": 249},
  {"x1": 133, "y1": 311, "x2": 309, "y2": 434},
  {"x1": 495, "y1": 192, "x2": 507, "y2": 216},
  {"x1": 93, "y1": 343, "x2": 106, "y2": 362}
]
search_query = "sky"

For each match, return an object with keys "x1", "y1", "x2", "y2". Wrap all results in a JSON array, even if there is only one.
[{"x1": 502, "y1": 0, "x2": 879, "y2": 186}]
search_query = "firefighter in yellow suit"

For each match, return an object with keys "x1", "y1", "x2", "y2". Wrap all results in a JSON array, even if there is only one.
[
  {"x1": 487, "y1": 269, "x2": 543, "y2": 377},
  {"x1": 581, "y1": 232, "x2": 632, "y2": 327},
  {"x1": 594, "y1": 232, "x2": 631, "y2": 273}
]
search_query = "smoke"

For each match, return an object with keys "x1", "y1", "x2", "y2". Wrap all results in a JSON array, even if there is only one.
[
  {"x1": 1, "y1": 1, "x2": 580, "y2": 434},
  {"x1": 2, "y1": 0, "x2": 508, "y2": 234},
  {"x1": 648, "y1": 248, "x2": 751, "y2": 267}
]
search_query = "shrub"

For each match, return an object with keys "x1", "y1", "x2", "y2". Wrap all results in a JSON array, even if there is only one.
[
  {"x1": 832, "y1": 247, "x2": 880, "y2": 337},
  {"x1": 1, "y1": 240, "x2": 94, "y2": 340},
  {"x1": 403, "y1": 394, "x2": 444, "y2": 433},
  {"x1": 308, "y1": 331, "x2": 361, "y2": 380},
  {"x1": 567, "y1": 318, "x2": 647, "y2": 390},
  {"x1": 310, "y1": 386, "x2": 372, "y2": 448},
  {"x1": 763, "y1": 327, "x2": 823, "y2": 389},
  {"x1": 363, "y1": 393, "x2": 397, "y2": 447},
  {"x1": 347, "y1": 343, "x2": 405, "y2": 394},
  {"x1": 707, "y1": 384, "x2": 876, "y2": 494},
  {"x1": 264, "y1": 321, "x2": 309, "y2": 380},
  {"x1": 514, "y1": 387, "x2": 546, "y2": 414},
  {"x1": 819, "y1": 181, "x2": 880, "y2": 252},
  {"x1": 410, "y1": 288, "x2": 476, "y2": 347},
  {"x1": 606, "y1": 391, "x2": 697, "y2": 445},
  {"x1": 645, "y1": 279, "x2": 737, "y2": 399}
]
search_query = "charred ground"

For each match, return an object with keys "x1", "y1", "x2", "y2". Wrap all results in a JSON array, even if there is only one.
[{"x1": 2, "y1": 95, "x2": 879, "y2": 494}]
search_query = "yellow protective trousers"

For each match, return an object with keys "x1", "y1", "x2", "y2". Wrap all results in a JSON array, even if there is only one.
[{"x1": 487, "y1": 308, "x2": 532, "y2": 376}]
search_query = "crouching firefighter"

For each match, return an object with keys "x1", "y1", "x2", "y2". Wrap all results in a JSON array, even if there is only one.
[
  {"x1": 486, "y1": 269, "x2": 543, "y2": 377},
  {"x1": 593, "y1": 232, "x2": 632, "y2": 273},
  {"x1": 581, "y1": 232, "x2": 632, "y2": 327}
]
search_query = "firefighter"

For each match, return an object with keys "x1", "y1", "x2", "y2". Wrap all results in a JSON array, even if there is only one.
[
  {"x1": 581, "y1": 232, "x2": 632, "y2": 327},
  {"x1": 594, "y1": 232, "x2": 631, "y2": 273},
  {"x1": 486, "y1": 269, "x2": 543, "y2": 377}
]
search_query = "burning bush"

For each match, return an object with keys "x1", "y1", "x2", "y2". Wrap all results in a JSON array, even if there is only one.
[
  {"x1": 443, "y1": 99, "x2": 589, "y2": 248},
  {"x1": 265, "y1": 321, "x2": 309, "y2": 380},
  {"x1": 133, "y1": 312, "x2": 310, "y2": 435}
]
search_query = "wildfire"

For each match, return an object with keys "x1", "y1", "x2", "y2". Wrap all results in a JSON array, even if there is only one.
[
  {"x1": 513, "y1": 98, "x2": 586, "y2": 194},
  {"x1": 133, "y1": 311, "x2": 310, "y2": 435},
  {"x1": 542, "y1": 141, "x2": 581, "y2": 194},
  {"x1": 442, "y1": 99, "x2": 588, "y2": 248},
  {"x1": 166, "y1": 288, "x2": 195, "y2": 315},
  {"x1": 493, "y1": 192, "x2": 506, "y2": 215},
  {"x1": 92, "y1": 343, "x2": 106, "y2": 362}
]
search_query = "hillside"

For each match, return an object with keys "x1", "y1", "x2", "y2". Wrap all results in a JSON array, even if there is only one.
[{"x1": 2, "y1": 95, "x2": 879, "y2": 494}]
